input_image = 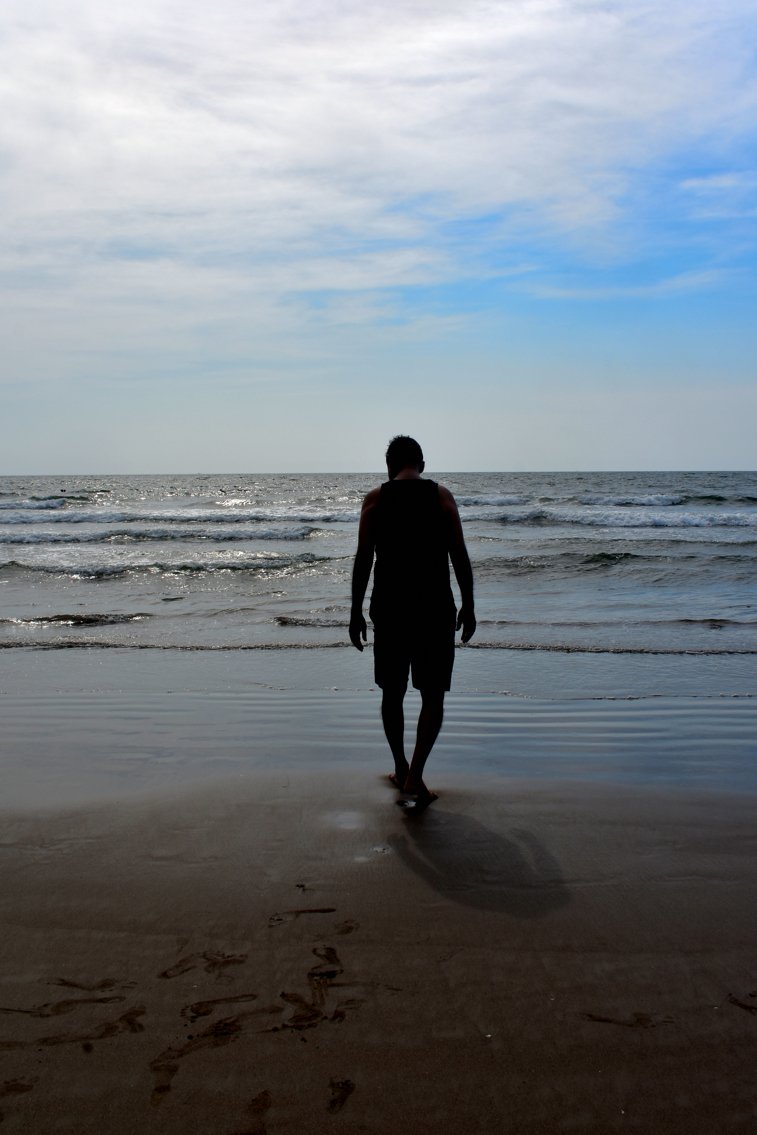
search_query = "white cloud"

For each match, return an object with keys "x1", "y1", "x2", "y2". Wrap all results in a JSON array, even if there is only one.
[
  {"x1": 4, "y1": 2, "x2": 756, "y2": 246},
  {"x1": 1, "y1": 0, "x2": 757, "y2": 416},
  {"x1": 526, "y1": 267, "x2": 730, "y2": 300},
  {"x1": 680, "y1": 171, "x2": 757, "y2": 219}
]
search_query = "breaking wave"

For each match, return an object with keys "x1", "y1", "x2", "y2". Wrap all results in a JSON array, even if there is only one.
[
  {"x1": 0, "y1": 552, "x2": 330, "y2": 580},
  {"x1": 467, "y1": 642, "x2": 757, "y2": 656},
  {"x1": 0, "y1": 507, "x2": 359, "y2": 526},
  {"x1": 1, "y1": 613, "x2": 151, "y2": 627},
  {"x1": 0, "y1": 525, "x2": 319, "y2": 545},
  {"x1": 0, "y1": 498, "x2": 68, "y2": 511},
  {"x1": 496, "y1": 508, "x2": 757, "y2": 529}
]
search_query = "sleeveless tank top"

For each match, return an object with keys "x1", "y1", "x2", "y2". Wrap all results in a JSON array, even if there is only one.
[{"x1": 369, "y1": 478, "x2": 454, "y2": 619}]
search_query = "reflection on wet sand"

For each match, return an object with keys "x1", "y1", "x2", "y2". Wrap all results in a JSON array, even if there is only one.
[{"x1": 389, "y1": 808, "x2": 570, "y2": 917}]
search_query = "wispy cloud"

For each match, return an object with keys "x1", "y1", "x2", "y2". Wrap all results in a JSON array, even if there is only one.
[
  {"x1": 4, "y1": 5, "x2": 756, "y2": 245},
  {"x1": 1, "y1": 0, "x2": 756, "y2": 401},
  {"x1": 526, "y1": 268, "x2": 731, "y2": 300},
  {"x1": 681, "y1": 172, "x2": 757, "y2": 219}
]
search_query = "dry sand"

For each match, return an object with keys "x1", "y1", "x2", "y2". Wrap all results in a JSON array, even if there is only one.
[{"x1": 1, "y1": 772, "x2": 756, "y2": 1134}]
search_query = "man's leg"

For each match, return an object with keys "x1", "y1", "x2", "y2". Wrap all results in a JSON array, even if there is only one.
[
  {"x1": 381, "y1": 685, "x2": 410, "y2": 785},
  {"x1": 373, "y1": 618, "x2": 411, "y2": 786},
  {"x1": 403, "y1": 688, "x2": 445, "y2": 802}
]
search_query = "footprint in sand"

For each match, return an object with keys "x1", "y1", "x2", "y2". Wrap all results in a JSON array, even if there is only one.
[
  {"x1": 267, "y1": 908, "x2": 336, "y2": 928},
  {"x1": 334, "y1": 919, "x2": 359, "y2": 935},
  {"x1": 151, "y1": 1016, "x2": 246, "y2": 1104},
  {"x1": 52, "y1": 977, "x2": 136, "y2": 992},
  {"x1": 0, "y1": 1079, "x2": 37, "y2": 1127},
  {"x1": 229, "y1": 1089, "x2": 272, "y2": 1135},
  {"x1": 271, "y1": 946, "x2": 363, "y2": 1032},
  {"x1": 728, "y1": 993, "x2": 757, "y2": 1015},
  {"x1": 277, "y1": 992, "x2": 324, "y2": 1031},
  {"x1": 0, "y1": 995, "x2": 125, "y2": 1019},
  {"x1": 0, "y1": 1006, "x2": 145, "y2": 1052},
  {"x1": 1, "y1": 1080, "x2": 36, "y2": 1095},
  {"x1": 309, "y1": 946, "x2": 343, "y2": 981},
  {"x1": 181, "y1": 993, "x2": 260, "y2": 1024},
  {"x1": 581, "y1": 1011, "x2": 674, "y2": 1028},
  {"x1": 150, "y1": 1008, "x2": 282, "y2": 1105},
  {"x1": 158, "y1": 951, "x2": 247, "y2": 979},
  {"x1": 39, "y1": 1006, "x2": 146, "y2": 1048},
  {"x1": 327, "y1": 1079, "x2": 355, "y2": 1113}
]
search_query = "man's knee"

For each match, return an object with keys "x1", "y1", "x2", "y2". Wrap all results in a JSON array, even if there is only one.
[
  {"x1": 381, "y1": 683, "x2": 407, "y2": 706},
  {"x1": 419, "y1": 688, "x2": 445, "y2": 708}
]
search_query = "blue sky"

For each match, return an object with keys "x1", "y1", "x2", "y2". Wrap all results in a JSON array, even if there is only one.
[{"x1": 2, "y1": 0, "x2": 756, "y2": 472}]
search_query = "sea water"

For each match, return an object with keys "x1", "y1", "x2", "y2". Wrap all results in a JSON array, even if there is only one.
[
  {"x1": 1, "y1": 471, "x2": 755, "y2": 802},
  {"x1": 1, "y1": 469, "x2": 755, "y2": 661}
]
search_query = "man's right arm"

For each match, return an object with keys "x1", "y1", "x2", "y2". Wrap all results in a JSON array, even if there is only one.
[
  {"x1": 349, "y1": 488, "x2": 379, "y2": 651},
  {"x1": 439, "y1": 485, "x2": 476, "y2": 643}
]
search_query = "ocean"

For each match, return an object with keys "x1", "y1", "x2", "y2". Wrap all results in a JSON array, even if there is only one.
[
  {"x1": 1, "y1": 470, "x2": 755, "y2": 804},
  {"x1": 2, "y1": 469, "x2": 755, "y2": 658}
]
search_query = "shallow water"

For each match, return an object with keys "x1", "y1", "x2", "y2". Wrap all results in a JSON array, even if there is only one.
[{"x1": 1, "y1": 647, "x2": 755, "y2": 809}]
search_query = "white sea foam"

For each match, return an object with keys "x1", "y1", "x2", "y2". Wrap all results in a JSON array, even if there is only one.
[
  {"x1": 456, "y1": 494, "x2": 529, "y2": 506},
  {"x1": 576, "y1": 493, "x2": 686, "y2": 506},
  {"x1": 0, "y1": 498, "x2": 67, "y2": 510},
  {"x1": 496, "y1": 507, "x2": 757, "y2": 529},
  {"x1": 0, "y1": 525, "x2": 318, "y2": 544},
  {"x1": 0, "y1": 507, "x2": 359, "y2": 526}
]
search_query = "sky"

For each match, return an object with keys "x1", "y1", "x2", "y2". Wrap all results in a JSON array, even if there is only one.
[{"x1": 2, "y1": 0, "x2": 756, "y2": 472}]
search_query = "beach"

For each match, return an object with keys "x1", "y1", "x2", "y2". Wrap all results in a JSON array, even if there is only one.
[
  {"x1": 4, "y1": 0, "x2": 757, "y2": 1116},
  {"x1": 1, "y1": 471, "x2": 756, "y2": 1130},
  {"x1": 1, "y1": 646, "x2": 757, "y2": 1133}
]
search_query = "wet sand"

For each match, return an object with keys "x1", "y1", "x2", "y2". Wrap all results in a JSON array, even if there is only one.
[
  {"x1": 2, "y1": 647, "x2": 756, "y2": 1130},
  {"x1": 1, "y1": 771, "x2": 756, "y2": 1134}
]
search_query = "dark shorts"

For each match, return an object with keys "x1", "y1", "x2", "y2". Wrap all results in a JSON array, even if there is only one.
[{"x1": 370, "y1": 607, "x2": 456, "y2": 692}]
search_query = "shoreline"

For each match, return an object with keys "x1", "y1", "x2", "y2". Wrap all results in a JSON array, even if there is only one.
[
  {"x1": 1, "y1": 644, "x2": 756, "y2": 810},
  {"x1": 1, "y1": 772, "x2": 756, "y2": 1132}
]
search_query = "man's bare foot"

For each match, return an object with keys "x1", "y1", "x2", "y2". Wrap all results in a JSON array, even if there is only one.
[
  {"x1": 395, "y1": 785, "x2": 438, "y2": 813},
  {"x1": 388, "y1": 763, "x2": 409, "y2": 790}
]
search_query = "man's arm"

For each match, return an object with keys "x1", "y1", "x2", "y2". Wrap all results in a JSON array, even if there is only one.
[
  {"x1": 349, "y1": 487, "x2": 379, "y2": 651},
  {"x1": 439, "y1": 485, "x2": 476, "y2": 643}
]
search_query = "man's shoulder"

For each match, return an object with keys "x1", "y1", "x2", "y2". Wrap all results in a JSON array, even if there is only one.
[
  {"x1": 361, "y1": 485, "x2": 382, "y2": 510},
  {"x1": 436, "y1": 483, "x2": 456, "y2": 508}
]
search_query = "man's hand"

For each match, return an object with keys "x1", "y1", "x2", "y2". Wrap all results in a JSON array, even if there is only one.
[
  {"x1": 349, "y1": 611, "x2": 367, "y2": 651},
  {"x1": 456, "y1": 605, "x2": 476, "y2": 643}
]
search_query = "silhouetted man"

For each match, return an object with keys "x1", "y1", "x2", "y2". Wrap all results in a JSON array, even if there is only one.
[{"x1": 349, "y1": 436, "x2": 476, "y2": 811}]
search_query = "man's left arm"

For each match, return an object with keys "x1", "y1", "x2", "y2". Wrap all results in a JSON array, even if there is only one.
[
  {"x1": 349, "y1": 488, "x2": 379, "y2": 651},
  {"x1": 439, "y1": 486, "x2": 476, "y2": 642}
]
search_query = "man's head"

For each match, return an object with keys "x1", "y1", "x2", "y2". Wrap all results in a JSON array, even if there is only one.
[{"x1": 385, "y1": 435, "x2": 424, "y2": 479}]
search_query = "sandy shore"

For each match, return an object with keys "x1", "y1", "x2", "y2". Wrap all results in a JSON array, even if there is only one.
[{"x1": 1, "y1": 771, "x2": 756, "y2": 1134}]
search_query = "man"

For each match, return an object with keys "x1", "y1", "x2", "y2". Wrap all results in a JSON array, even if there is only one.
[{"x1": 349, "y1": 436, "x2": 476, "y2": 811}]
